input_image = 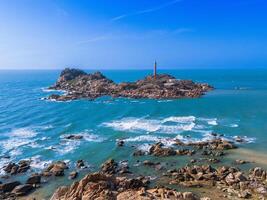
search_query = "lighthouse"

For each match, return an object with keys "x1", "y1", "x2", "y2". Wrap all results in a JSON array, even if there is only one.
[{"x1": 154, "y1": 60, "x2": 157, "y2": 79}]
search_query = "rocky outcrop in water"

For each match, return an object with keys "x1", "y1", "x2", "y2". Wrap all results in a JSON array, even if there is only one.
[{"x1": 47, "y1": 68, "x2": 213, "y2": 101}]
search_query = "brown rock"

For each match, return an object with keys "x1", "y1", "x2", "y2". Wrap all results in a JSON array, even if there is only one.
[
  {"x1": 68, "y1": 171, "x2": 78, "y2": 180},
  {"x1": 26, "y1": 174, "x2": 41, "y2": 185},
  {"x1": 0, "y1": 181, "x2": 21, "y2": 193},
  {"x1": 12, "y1": 184, "x2": 33, "y2": 196}
]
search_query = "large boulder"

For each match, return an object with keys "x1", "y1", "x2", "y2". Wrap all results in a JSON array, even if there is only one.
[
  {"x1": 42, "y1": 161, "x2": 68, "y2": 177},
  {"x1": 12, "y1": 184, "x2": 33, "y2": 196},
  {"x1": 26, "y1": 174, "x2": 41, "y2": 185},
  {"x1": 0, "y1": 181, "x2": 21, "y2": 193}
]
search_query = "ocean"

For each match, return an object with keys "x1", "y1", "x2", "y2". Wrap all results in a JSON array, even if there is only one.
[{"x1": 1, "y1": 69, "x2": 267, "y2": 198}]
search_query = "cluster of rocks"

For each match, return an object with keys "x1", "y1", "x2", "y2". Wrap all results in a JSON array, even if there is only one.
[
  {"x1": 100, "y1": 159, "x2": 131, "y2": 175},
  {"x1": 3, "y1": 160, "x2": 30, "y2": 175},
  {"x1": 149, "y1": 142, "x2": 195, "y2": 157},
  {"x1": 132, "y1": 138, "x2": 236, "y2": 158},
  {"x1": 166, "y1": 165, "x2": 267, "y2": 199},
  {"x1": 41, "y1": 161, "x2": 69, "y2": 177},
  {"x1": 0, "y1": 159, "x2": 88, "y2": 199},
  {"x1": 175, "y1": 138, "x2": 237, "y2": 151},
  {"x1": 50, "y1": 159, "x2": 202, "y2": 200},
  {"x1": 47, "y1": 68, "x2": 213, "y2": 101},
  {"x1": 0, "y1": 173, "x2": 41, "y2": 198}
]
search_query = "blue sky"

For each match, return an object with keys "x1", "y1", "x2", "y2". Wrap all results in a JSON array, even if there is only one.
[{"x1": 0, "y1": 0, "x2": 266, "y2": 69}]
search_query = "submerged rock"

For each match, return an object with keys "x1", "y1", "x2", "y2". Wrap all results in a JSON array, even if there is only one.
[{"x1": 47, "y1": 68, "x2": 213, "y2": 101}]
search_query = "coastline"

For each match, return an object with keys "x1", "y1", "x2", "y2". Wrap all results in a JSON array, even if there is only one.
[{"x1": 15, "y1": 144, "x2": 267, "y2": 200}]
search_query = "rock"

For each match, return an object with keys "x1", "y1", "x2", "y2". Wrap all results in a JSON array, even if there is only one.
[
  {"x1": 117, "y1": 140, "x2": 124, "y2": 147},
  {"x1": 48, "y1": 68, "x2": 213, "y2": 101},
  {"x1": 68, "y1": 171, "x2": 78, "y2": 179},
  {"x1": 26, "y1": 174, "x2": 41, "y2": 185},
  {"x1": 250, "y1": 167, "x2": 266, "y2": 180},
  {"x1": 238, "y1": 190, "x2": 252, "y2": 198},
  {"x1": 235, "y1": 160, "x2": 249, "y2": 164},
  {"x1": 100, "y1": 159, "x2": 118, "y2": 175},
  {"x1": 0, "y1": 181, "x2": 21, "y2": 192},
  {"x1": 64, "y1": 135, "x2": 83, "y2": 140},
  {"x1": 76, "y1": 160, "x2": 85, "y2": 168},
  {"x1": 149, "y1": 143, "x2": 176, "y2": 157},
  {"x1": 3, "y1": 163, "x2": 16, "y2": 173},
  {"x1": 234, "y1": 136, "x2": 246, "y2": 143},
  {"x1": 12, "y1": 184, "x2": 33, "y2": 196},
  {"x1": 42, "y1": 161, "x2": 68, "y2": 177},
  {"x1": 143, "y1": 160, "x2": 157, "y2": 166},
  {"x1": 10, "y1": 165, "x2": 18, "y2": 175},
  {"x1": 183, "y1": 192, "x2": 196, "y2": 200},
  {"x1": 3, "y1": 160, "x2": 30, "y2": 175}
]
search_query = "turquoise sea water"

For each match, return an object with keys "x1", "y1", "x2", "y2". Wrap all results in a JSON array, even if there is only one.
[{"x1": 0, "y1": 69, "x2": 267, "y2": 196}]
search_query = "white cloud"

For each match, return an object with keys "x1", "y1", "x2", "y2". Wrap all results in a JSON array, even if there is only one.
[{"x1": 111, "y1": 0, "x2": 183, "y2": 21}]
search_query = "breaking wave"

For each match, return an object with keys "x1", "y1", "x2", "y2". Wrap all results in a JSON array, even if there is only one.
[{"x1": 102, "y1": 116, "x2": 197, "y2": 134}]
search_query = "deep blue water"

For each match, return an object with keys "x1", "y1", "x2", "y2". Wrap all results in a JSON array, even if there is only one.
[{"x1": 1, "y1": 69, "x2": 267, "y2": 176}]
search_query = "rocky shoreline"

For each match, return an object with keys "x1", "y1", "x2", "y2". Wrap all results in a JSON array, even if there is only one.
[
  {"x1": 46, "y1": 68, "x2": 213, "y2": 101},
  {"x1": 1, "y1": 135, "x2": 267, "y2": 200}
]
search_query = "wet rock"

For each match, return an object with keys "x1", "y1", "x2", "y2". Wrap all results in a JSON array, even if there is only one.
[
  {"x1": 48, "y1": 68, "x2": 213, "y2": 101},
  {"x1": 3, "y1": 160, "x2": 30, "y2": 175},
  {"x1": 42, "y1": 161, "x2": 68, "y2": 177},
  {"x1": 64, "y1": 134, "x2": 83, "y2": 140},
  {"x1": 143, "y1": 160, "x2": 158, "y2": 166},
  {"x1": 117, "y1": 140, "x2": 124, "y2": 147},
  {"x1": 149, "y1": 143, "x2": 176, "y2": 157},
  {"x1": 235, "y1": 159, "x2": 250, "y2": 165},
  {"x1": 12, "y1": 184, "x2": 33, "y2": 196},
  {"x1": 0, "y1": 181, "x2": 21, "y2": 193},
  {"x1": 234, "y1": 136, "x2": 246, "y2": 143},
  {"x1": 26, "y1": 174, "x2": 41, "y2": 185},
  {"x1": 3, "y1": 163, "x2": 16, "y2": 173},
  {"x1": 100, "y1": 159, "x2": 118, "y2": 175},
  {"x1": 68, "y1": 171, "x2": 78, "y2": 180},
  {"x1": 76, "y1": 160, "x2": 85, "y2": 168}
]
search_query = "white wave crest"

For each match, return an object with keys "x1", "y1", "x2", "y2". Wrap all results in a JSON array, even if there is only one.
[
  {"x1": 9, "y1": 128, "x2": 37, "y2": 138},
  {"x1": 29, "y1": 156, "x2": 52, "y2": 170},
  {"x1": 103, "y1": 116, "x2": 196, "y2": 134},
  {"x1": 162, "y1": 116, "x2": 196, "y2": 123}
]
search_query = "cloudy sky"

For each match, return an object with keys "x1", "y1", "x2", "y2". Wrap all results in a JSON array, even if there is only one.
[{"x1": 0, "y1": 0, "x2": 266, "y2": 69}]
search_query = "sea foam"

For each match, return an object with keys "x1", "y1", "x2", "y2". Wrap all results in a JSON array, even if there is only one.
[{"x1": 103, "y1": 116, "x2": 197, "y2": 134}]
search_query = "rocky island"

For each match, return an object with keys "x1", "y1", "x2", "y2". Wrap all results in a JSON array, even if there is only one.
[{"x1": 47, "y1": 68, "x2": 213, "y2": 101}]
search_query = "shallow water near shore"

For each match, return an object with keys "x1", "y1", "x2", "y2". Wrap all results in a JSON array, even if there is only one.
[{"x1": 1, "y1": 69, "x2": 267, "y2": 198}]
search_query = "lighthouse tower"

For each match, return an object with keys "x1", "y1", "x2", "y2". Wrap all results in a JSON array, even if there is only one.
[{"x1": 154, "y1": 60, "x2": 157, "y2": 79}]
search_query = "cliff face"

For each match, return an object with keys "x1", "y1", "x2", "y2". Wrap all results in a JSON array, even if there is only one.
[{"x1": 48, "y1": 68, "x2": 213, "y2": 101}]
